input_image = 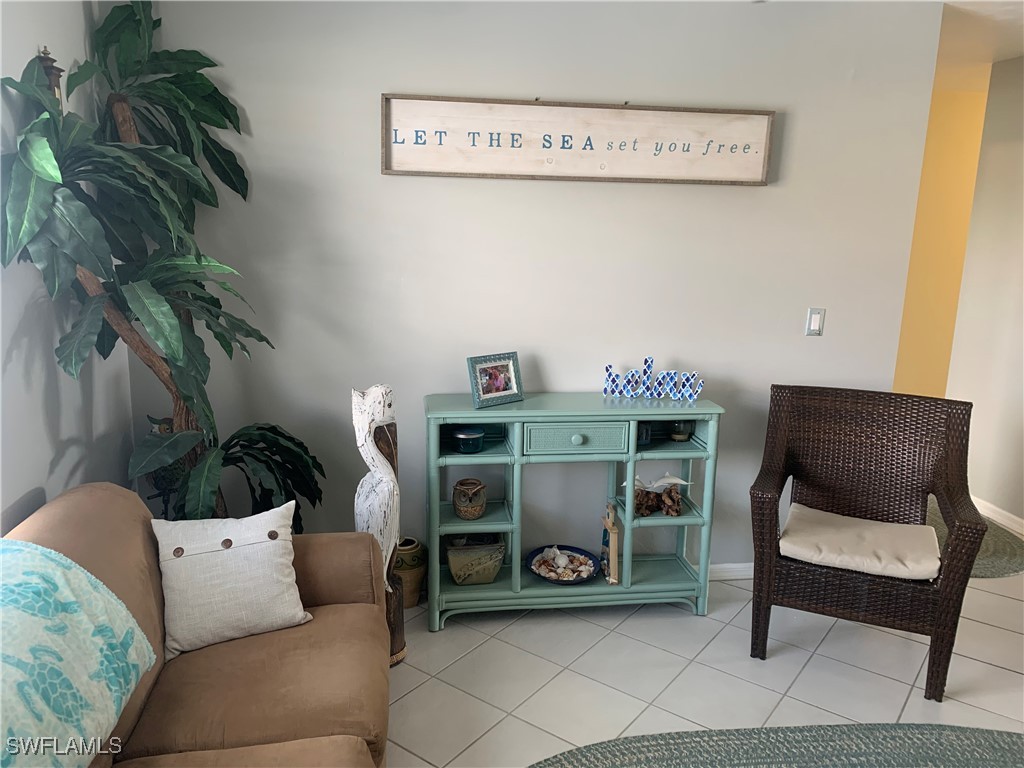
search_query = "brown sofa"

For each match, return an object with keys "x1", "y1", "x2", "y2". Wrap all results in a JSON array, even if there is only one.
[{"x1": 5, "y1": 483, "x2": 390, "y2": 768}]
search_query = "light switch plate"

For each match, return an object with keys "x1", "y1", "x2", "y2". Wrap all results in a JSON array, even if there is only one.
[{"x1": 806, "y1": 307, "x2": 826, "y2": 336}]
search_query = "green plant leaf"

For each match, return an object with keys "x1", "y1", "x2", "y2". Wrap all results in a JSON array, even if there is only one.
[
  {"x1": 3, "y1": 157, "x2": 56, "y2": 265},
  {"x1": 59, "y1": 114, "x2": 98, "y2": 154},
  {"x1": 18, "y1": 133, "x2": 61, "y2": 183},
  {"x1": 70, "y1": 144, "x2": 189, "y2": 246},
  {"x1": 200, "y1": 128, "x2": 248, "y2": 199},
  {"x1": 121, "y1": 279, "x2": 183, "y2": 363},
  {"x1": 179, "y1": 323, "x2": 211, "y2": 383},
  {"x1": 142, "y1": 49, "x2": 216, "y2": 75},
  {"x1": 169, "y1": 361, "x2": 217, "y2": 439},
  {"x1": 1, "y1": 77, "x2": 60, "y2": 117},
  {"x1": 128, "y1": 429, "x2": 204, "y2": 479},
  {"x1": 167, "y1": 71, "x2": 215, "y2": 96},
  {"x1": 202, "y1": 87, "x2": 241, "y2": 134},
  {"x1": 93, "y1": 4, "x2": 136, "y2": 67},
  {"x1": 110, "y1": 142, "x2": 212, "y2": 192},
  {"x1": 26, "y1": 233, "x2": 76, "y2": 298},
  {"x1": 225, "y1": 425, "x2": 325, "y2": 505},
  {"x1": 66, "y1": 60, "x2": 104, "y2": 97},
  {"x1": 19, "y1": 57, "x2": 50, "y2": 88},
  {"x1": 116, "y1": 26, "x2": 143, "y2": 82},
  {"x1": 1, "y1": 152, "x2": 13, "y2": 243},
  {"x1": 2, "y1": 60, "x2": 60, "y2": 116},
  {"x1": 24, "y1": 111, "x2": 58, "y2": 146},
  {"x1": 146, "y1": 251, "x2": 239, "y2": 276},
  {"x1": 49, "y1": 188, "x2": 114, "y2": 279},
  {"x1": 132, "y1": 1, "x2": 154, "y2": 62},
  {"x1": 237, "y1": 450, "x2": 286, "y2": 505},
  {"x1": 212, "y1": 280, "x2": 253, "y2": 311},
  {"x1": 55, "y1": 294, "x2": 107, "y2": 379},
  {"x1": 132, "y1": 106, "x2": 179, "y2": 150},
  {"x1": 183, "y1": 446, "x2": 224, "y2": 519},
  {"x1": 95, "y1": 319, "x2": 119, "y2": 359},
  {"x1": 222, "y1": 311, "x2": 273, "y2": 348}
]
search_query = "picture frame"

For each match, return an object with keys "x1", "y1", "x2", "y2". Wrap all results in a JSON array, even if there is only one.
[{"x1": 467, "y1": 352, "x2": 524, "y2": 409}]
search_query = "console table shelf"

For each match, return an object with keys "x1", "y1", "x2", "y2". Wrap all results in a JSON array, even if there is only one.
[{"x1": 425, "y1": 392, "x2": 724, "y2": 630}]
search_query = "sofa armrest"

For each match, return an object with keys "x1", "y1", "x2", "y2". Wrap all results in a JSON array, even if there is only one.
[{"x1": 292, "y1": 532, "x2": 384, "y2": 610}]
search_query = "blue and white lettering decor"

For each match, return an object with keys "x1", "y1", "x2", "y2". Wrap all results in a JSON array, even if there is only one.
[{"x1": 603, "y1": 357, "x2": 704, "y2": 402}]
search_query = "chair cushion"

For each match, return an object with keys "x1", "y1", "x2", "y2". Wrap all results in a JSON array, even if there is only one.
[
  {"x1": 151, "y1": 501, "x2": 311, "y2": 659},
  {"x1": 116, "y1": 735, "x2": 375, "y2": 768},
  {"x1": 780, "y1": 503, "x2": 941, "y2": 580},
  {"x1": 120, "y1": 603, "x2": 389, "y2": 766}
]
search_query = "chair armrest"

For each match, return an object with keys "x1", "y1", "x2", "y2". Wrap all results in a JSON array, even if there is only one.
[
  {"x1": 934, "y1": 489, "x2": 987, "y2": 588},
  {"x1": 292, "y1": 532, "x2": 385, "y2": 610},
  {"x1": 749, "y1": 463, "x2": 789, "y2": 527}
]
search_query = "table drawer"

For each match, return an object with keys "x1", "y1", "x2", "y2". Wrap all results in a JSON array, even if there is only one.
[{"x1": 524, "y1": 422, "x2": 628, "y2": 455}]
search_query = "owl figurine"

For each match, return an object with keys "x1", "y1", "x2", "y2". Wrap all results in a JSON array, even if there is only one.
[
  {"x1": 352, "y1": 386, "x2": 400, "y2": 591},
  {"x1": 145, "y1": 416, "x2": 188, "y2": 518}
]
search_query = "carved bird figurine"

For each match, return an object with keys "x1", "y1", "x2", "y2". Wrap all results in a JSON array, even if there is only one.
[
  {"x1": 145, "y1": 416, "x2": 188, "y2": 518},
  {"x1": 352, "y1": 386, "x2": 400, "y2": 592}
]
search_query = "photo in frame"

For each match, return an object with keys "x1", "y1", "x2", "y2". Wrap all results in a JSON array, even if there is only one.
[{"x1": 467, "y1": 352, "x2": 524, "y2": 409}]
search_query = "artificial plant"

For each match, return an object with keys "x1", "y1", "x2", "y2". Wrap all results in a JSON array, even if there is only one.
[{"x1": 1, "y1": 2, "x2": 323, "y2": 528}]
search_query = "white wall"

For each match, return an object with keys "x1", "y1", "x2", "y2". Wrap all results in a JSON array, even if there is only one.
[
  {"x1": 947, "y1": 56, "x2": 1024, "y2": 519},
  {"x1": 139, "y1": 1, "x2": 942, "y2": 561},
  {"x1": 1, "y1": 1, "x2": 135, "y2": 531}
]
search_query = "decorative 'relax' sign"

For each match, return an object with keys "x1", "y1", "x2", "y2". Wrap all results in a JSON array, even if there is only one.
[
  {"x1": 382, "y1": 95, "x2": 774, "y2": 185},
  {"x1": 604, "y1": 357, "x2": 704, "y2": 402}
]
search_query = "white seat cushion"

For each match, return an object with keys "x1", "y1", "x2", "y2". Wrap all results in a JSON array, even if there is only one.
[{"x1": 779, "y1": 503, "x2": 940, "y2": 580}]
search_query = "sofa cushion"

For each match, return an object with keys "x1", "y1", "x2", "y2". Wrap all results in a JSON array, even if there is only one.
[
  {"x1": 120, "y1": 603, "x2": 389, "y2": 766},
  {"x1": 115, "y1": 735, "x2": 375, "y2": 768},
  {"x1": 780, "y1": 502, "x2": 941, "y2": 580},
  {"x1": 151, "y1": 501, "x2": 311, "y2": 659},
  {"x1": 5, "y1": 483, "x2": 165, "y2": 746}
]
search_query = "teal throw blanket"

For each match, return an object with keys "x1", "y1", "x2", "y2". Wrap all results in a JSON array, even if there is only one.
[{"x1": 1, "y1": 539, "x2": 155, "y2": 767}]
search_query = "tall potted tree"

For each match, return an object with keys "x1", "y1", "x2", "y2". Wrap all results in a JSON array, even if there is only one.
[{"x1": 2, "y1": 2, "x2": 323, "y2": 527}]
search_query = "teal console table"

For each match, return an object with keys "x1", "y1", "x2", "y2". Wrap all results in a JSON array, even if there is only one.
[{"x1": 424, "y1": 392, "x2": 724, "y2": 630}]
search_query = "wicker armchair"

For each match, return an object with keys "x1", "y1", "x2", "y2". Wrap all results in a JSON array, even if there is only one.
[{"x1": 749, "y1": 385, "x2": 987, "y2": 702}]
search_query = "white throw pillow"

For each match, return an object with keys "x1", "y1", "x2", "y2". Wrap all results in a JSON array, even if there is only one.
[{"x1": 152, "y1": 501, "x2": 312, "y2": 658}]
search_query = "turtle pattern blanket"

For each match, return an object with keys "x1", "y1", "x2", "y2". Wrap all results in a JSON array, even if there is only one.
[{"x1": 1, "y1": 539, "x2": 155, "y2": 768}]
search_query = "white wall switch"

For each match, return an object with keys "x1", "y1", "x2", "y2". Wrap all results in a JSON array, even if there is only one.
[{"x1": 806, "y1": 307, "x2": 826, "y2": 336}]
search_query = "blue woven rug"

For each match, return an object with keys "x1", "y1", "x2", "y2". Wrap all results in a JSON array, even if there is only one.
[
  {"x1": 529, "y1": 723, "x2": 1024, "y2": 767},
  {"x1": 927, "y1": 496, "x2": 1024, "y2": 578}
]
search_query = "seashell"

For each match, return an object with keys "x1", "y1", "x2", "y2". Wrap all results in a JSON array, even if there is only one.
[{"x1": 554, "y1": 553, "x2": 570, "y2": 568}]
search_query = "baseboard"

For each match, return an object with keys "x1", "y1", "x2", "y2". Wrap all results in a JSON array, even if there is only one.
[
  {"x1": 709, "y1": 562, "x2": 754, "y2": 581},
  {"x1": 974, "y1": 496, "x2": 1024, "y2": 538}
]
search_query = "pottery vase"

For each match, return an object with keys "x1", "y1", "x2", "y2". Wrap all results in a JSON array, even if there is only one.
[{"x1": 394, "y1": 537, "x2": 427, "y2": 609}]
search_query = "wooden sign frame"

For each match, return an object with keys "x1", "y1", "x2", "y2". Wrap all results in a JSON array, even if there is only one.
[{"x1": 382, "y1": 94, "x2": 774, "y2": 185}]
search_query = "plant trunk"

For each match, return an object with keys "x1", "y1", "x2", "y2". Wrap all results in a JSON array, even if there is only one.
[{"x1": 107, "y1": 94, "x2": 226, "y2": 517}]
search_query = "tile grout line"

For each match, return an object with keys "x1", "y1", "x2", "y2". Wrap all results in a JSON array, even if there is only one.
[
  {"x1": 613, "y1": 656, "x2": 699, "y2": 738},
  {"x1": 760, "y1": 614, "x2": 843, "y2": 726},
  {"x1": 440, "y1": 713, "x2": 509, "y2": 768},
  {"x1": 398, "y1": 587, "x2": 1023, "y2": 755},
  {"x1": 386, "y1": 736, "x2": 439, "y2": 768},
  {"x1": 896, "y1": 654, "x2": 931, "y2": 724},
  {"x1": 388, "y1": 669, "x2": 432, "y2": 708}
]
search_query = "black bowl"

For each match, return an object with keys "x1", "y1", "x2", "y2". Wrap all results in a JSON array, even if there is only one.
[{"x1": 527, "y1": 545, "x2": 601, "y2": 585}]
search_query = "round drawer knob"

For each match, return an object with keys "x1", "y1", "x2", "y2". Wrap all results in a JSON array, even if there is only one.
[{"x1": 571, "y1": 433, "x2": 585, "y2": 446}]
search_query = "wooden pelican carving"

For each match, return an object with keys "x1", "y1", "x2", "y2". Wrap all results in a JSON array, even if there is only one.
[{"x1": 352, "y1": 384, "x2": 406, "y2": 664}]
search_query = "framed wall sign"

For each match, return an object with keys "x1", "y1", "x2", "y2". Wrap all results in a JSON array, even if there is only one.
[{"x1": 382, "y1": 94, "x2": 774, "y2": 185}]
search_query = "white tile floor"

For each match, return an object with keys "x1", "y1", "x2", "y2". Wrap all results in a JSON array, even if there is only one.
[{"x1": 388, "y1": 575, "x2": 1024, "y2": 767}]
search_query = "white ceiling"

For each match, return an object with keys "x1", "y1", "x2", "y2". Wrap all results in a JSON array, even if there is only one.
[{"x1": 947, "y1": 1, "x2": 1024, "y2": 60}]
